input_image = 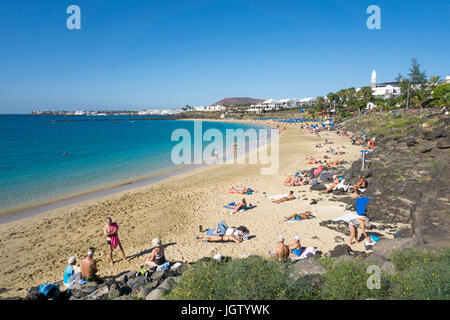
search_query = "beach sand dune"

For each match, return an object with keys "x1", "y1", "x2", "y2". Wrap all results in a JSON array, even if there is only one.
[{"x1": 0, "y1": 123, "x2": 406, "y2": 298}]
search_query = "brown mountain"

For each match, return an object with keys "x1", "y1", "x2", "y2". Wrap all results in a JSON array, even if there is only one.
[{"x1": 212, "y1": 97, "x2": 265, "y2": 106}]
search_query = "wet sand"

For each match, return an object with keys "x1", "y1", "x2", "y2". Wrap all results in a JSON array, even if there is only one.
[{"x1": 0, "y1": 121, "x2": 407, "y2": 298}]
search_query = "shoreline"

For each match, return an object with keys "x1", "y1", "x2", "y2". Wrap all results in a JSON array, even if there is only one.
[{"x1": 0, "y1": 119, "x2": 273, "y2": 224}]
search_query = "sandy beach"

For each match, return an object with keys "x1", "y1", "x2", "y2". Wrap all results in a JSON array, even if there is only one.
[{"x1": 0, "y1": 120, "x2": 407, "y2": 298}]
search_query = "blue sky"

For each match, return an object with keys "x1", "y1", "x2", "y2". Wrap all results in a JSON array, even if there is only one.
[{"x1": 0, "y1": 0, "x2": 449, "y2": 113}]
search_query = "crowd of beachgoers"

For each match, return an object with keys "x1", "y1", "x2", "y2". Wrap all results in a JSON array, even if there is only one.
[{"x1": 30, "y1": 119, "x2": 377, "y2": 300}]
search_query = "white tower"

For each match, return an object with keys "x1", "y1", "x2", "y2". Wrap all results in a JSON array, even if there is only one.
[{"x1": 371, "y1": 70, "x2": 377, "y2": 88}]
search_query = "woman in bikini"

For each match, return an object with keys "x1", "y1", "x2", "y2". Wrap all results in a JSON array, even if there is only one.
[
  {"x1": 231, "y1": 198, "x2": 247, "y2": 214},
  {"x1": 144, "y1": 238, "x2": 166, "y2": 267},
  {"x1": 273, "y1": 191, "x2": 295, "y2": 203},
  {"x1": 228, "y1": 184, "x2": 248, "y2": 194},
  {"x1": 283, "y1": 211, "x2": 311, "y2": 221},
  {"x1": 196, "y1": 227, "x2": 247, "y2": 244}
]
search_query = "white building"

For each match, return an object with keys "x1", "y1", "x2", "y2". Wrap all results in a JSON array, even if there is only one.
[
  {"x1": 192, "y1": 105, "x2": 226, "y2": 112},
  {"x1": 359, "y1": 70, "x2": 402, "y2": 100},
  {"x1": 444, "y1": 75, "x2": 450, "y2": 84},
  {"x1": 298, "y1": 97, "x2": 316, "y2": 107}
]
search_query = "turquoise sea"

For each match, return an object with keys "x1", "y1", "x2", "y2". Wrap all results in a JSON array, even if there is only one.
[{"x1": 0, "y1": 115, "x2": 266, "y2": 214}]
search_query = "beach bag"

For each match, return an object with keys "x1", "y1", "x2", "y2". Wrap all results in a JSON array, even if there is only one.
[
  {"x1": 237, "y1": 226, "x2": 249, "y2": 234},
  {"x1": 39, "y1": 284, "x2": 60, "y2": 299},
  {"x1": 156, "y1": 261, "x2": 170, "y2": 271}
]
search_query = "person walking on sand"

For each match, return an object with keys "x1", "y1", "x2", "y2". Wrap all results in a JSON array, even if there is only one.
[
  {"x1": 103, "y1": 217, "x2": 127, "y2": 266},
  {"x1": 275, "y1": 236, "x2": 289, "y2": 262}
]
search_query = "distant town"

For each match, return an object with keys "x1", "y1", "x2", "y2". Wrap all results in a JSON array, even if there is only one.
[{"x1": 31, "y1": 70, "x2": 450, "y2": 117}]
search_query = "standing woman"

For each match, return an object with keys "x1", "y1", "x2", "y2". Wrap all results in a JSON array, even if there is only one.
[{"x1": 103, "y1": 217, "x2": 128, "y2": 266}]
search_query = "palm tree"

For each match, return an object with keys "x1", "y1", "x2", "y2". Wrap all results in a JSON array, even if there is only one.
[
  {"x1": 412, "y1": 87, "x2": 429, "y2": 109},
  {"x1": 428, "y1": 75, "x2": 441, "y2": 88}
]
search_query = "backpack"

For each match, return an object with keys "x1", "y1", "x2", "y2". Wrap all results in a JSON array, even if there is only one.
[{"x1": 38, "y1": 284, "x2": 60, "y2": 299}]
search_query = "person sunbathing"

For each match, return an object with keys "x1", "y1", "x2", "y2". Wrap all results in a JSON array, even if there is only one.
[
  {"x1": 288, "y1": 236, "x2": 303, "y2": 259},
  {"x1": 228, "y1": 184, "x2": 248, "y2": 194},
  {"x1": 283, "y1": 211, "x2": 311, "y2": 221},
  {"x1": 353, "y1": 175, "x2": 367, "y2": 195},
  {"x1": 273, "y1": 191, "x2": 296, "y2": 203},
  {"x1": 284, "y1": 176, "x2": 307, "y2": 186},
  {"x1": 308, "y1": 157, "x2": 323, "y2": 164},
  {"x1": 325, "y1": 159, "x2": 343, "y2": 167},
  {"x1": 325, "y1": 176, "x2": 340, "y2": 193},
  {"x1": 231, "y1": 198, "x2": 247, "y2": 214},
  {"x1": 197, "y1": 227, "x2": 248, "y2": 244}
]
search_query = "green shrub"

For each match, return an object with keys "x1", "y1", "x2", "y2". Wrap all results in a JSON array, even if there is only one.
[
  {"x1": 387, "y1": 248, "x2": 450, "y2": 300},
  {"x1": 319, "y1": 259, "x2": 390, "y2": 300},
  {"x1": 165, "y1": 256, "x2": 308, "y2": 300}
]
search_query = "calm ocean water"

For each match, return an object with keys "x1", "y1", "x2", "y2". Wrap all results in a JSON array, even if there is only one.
[{"x1": 0, "y1": 115, "x2": 266, "y2": 213}]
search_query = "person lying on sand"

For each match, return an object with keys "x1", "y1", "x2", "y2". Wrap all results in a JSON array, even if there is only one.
[
  {"x1": 283, "y1": 211, "x2": 311, "y2": 221},
  {"x1": 353, "y1": 175, "x2": 367, "y2": 195},
  {"x1": 275, "y1": 236, "x2": 290, "y2": 262},
  {"x1": 284, "y1": 176, "x2": 308, "y2": 186},
  {"x1": 273, "y1": 191, "x2": 295, "y2": 203},
  {"x1": 142, "y1": 238, "x2": 166, "y2": 268},
  {"x1": 288, "y1": 236, "x2": 303, "y2": 259},
  {"x1": 197, "y1": 226, "x2": 249, "y2": 244},
  {"x1": 103, "y1": 217, "x2": 128, "y2": 266},
  {"x1": 323, "y1": 160, "x2": 343, "y2": 168},
  {"x1": 81, "y1": 248, "x2": 102, "y2": 283},
  {"x1": 196, "y1": 234, "x2": 242, "y2": 244},
  {"x1": 325, "y1": 175, "x2": 340, "y2": 193},
  {"x1": 231, "y1": 198, "x2": 247, "y2": 214},
  {"x1": 228, "y1": 184, "x2": 249, "y2": 194}
]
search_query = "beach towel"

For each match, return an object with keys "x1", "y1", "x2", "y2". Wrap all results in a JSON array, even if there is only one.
[
  {"x1": 268, "y1": 194, "x2": 288, "y2": 201},
  {"x1": 109, "y1": 222, "x2": 120, "y2": 249},
  {"x1": 206, "y1": 229, "x2": 222, "y2": 236},
  {"x1": 313, "y1": 165, "x2": 324, "y2": 177},
  {"x1": 356, "y1": 197, "x2": 371, "y2": 216},
  {"x1": 290, "y1": 247, "x2": 317, "y2": 261},
  {"x1": 286, "y1": 215, "x2": 315, "y2": 223},
  {"x1": 332, "y1": 213, "x2": 360, "y2": 223},
  {"x1": 224, "y1": 203, "x2": 255, "y2": 212}
]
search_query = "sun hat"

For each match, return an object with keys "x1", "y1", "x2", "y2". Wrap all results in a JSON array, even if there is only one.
[
  {"x1": 152, "y1": 238, "x2": 161, "y2": 246},
  {"x1": 213, "y1": 254, "x2": 223, "y2": 261},
  {"x1": 68, "y1": 256, "x2": 76, "y2": 265},
  {"x1": 277, "y1": 236, "x2": 284, "y2": 242},
  {"x1": 294, "y1": 235, "x2": 300, "y2": 241}
]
